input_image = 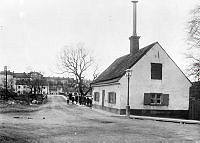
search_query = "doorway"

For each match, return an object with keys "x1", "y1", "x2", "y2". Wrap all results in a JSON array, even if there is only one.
[{"x1": 102, "y1": 90, "x2": 105, "y2": 107}]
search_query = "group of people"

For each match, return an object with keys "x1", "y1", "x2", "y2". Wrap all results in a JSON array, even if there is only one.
[{"x1": 66, "y1": 93, "x2": 93, "y2": 107}]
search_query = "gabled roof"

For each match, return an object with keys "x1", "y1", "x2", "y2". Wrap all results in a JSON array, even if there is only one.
[
  {"x1": 0, "y1": 70, "x2": 13, "y2": 75},
  {"x1": 16, "y1": 79, "x2": 29, "y2": 85},
  {"x1": 13, "y1": 72, "x2": 28, "y2": 78},
  {"x1": 93, "y1": 42, "x2": 157, "y2": 84}
]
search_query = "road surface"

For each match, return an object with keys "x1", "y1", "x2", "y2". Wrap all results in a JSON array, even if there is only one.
[{"x1": 0, "y1": 95, "x2": 200, "y2": 143}]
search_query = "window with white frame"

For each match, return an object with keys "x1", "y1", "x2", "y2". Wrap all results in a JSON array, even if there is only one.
[{"x1": 108, "y1": 92, "x2": 116, "y2": 104}]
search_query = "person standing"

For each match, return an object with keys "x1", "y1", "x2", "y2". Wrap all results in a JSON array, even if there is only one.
[
  {"x1": 79, "y1": 96, "x2": 82, "y2": 105},
  {"x1": 75, "y1": 95, "x2": 78, "y2": 104},
  {"x1": 71, "y1": 96, "x2": 74, "y2": 104},
  {"x1": 90, "y1": 98, "x2": 93, "y2": 107},
  {"x1": 66, "y1": 96, "x2": 69, "y2": 104}
]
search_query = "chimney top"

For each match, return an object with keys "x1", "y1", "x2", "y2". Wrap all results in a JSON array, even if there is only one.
[
  {"x1": 131, "y1": 1, "x2": 138, "y2": 36},
  {"x1": 129, "y1": 1, "x2": 140, "y2": 55},
  {"x1": 131, "y1": 1, "x2": 138, "y2": 3}
]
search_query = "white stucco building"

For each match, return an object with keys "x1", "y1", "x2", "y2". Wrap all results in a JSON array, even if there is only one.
[
  {"x1": 41, "y1": 86, "x2": 48, "y2": 94},
  {"x1": 0, "y1": 70, "x2": 14, "y2": 90},
  {"x1": 13, "y1": 73, "x2": 30, "y2": 94},
  {"x1": 91, "y1": 2, "x2": 192, "y2": 118}
]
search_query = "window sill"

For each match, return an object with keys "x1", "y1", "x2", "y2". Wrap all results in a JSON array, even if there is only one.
[
  {"x1": 144, "y1": 104, "x2": 164, "y2": 106},
  {"x1": 108, "y1": 102, "x2": 116, "y2": 104},
  {"x1": 151, "y1": 79, "x2": 162, "y2": 80}
]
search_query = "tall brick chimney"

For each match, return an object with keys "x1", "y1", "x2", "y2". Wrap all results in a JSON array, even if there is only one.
[{"x1": 129, "y1": 1, "x2": 140, "y2": 55}]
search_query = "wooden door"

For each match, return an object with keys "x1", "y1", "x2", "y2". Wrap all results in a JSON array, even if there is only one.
[{"x1": 102, "y1": 90, "x2": 105, "y2": 107}]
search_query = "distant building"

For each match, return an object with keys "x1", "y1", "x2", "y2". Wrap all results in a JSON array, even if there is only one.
[
  {"x1": 0, "y1": 68, "x2": 76, "y2": 95},
  {"x1": 46, "y1": 77, "x2": 75, "y2": 94},
  {"x1": 0, "y1": 70, "x2": 14, "y2": 90},
  {"x1": 13, "y1": 72, "x2": 30, "y2": 94}
]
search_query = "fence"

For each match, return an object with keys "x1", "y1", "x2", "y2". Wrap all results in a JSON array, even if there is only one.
[
  {"x1": 189, "y1": 99, "x2": 200, "y2": 120},
  {"x1": 189, "y1": 82, "x2": 200, "y2": 120}
]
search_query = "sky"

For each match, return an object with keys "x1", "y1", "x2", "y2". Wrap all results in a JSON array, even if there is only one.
[{"x1": 0, "y1": 0, "x2": 199, "y2": 79}]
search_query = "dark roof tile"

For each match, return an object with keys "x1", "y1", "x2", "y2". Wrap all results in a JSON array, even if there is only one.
[
  {"x1": 0, "y1": 70, "x2": 13, "y2": 75},
  {"x1": 93, "y1": 42, "x2": 157, "y2": 84},
  {"x1": 13, "y1": 73, "x2": 28, "y2": 78}
]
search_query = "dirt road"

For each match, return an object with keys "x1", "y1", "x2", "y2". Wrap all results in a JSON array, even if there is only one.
[{"x1": 0, "y1": 95, "x2": 200, "y2": 143}]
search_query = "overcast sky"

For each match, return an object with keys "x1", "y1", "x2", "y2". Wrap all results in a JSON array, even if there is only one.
[{"x1": 0, "y1": 0, "x2": 199, "y2": 79}]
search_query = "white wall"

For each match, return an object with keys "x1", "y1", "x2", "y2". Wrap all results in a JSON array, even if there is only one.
[
  {"x1": 92, "y1": 83, "x2": 121, "y2": 109},
  {"x1": 0, "y1": 74, "x2": 14, "y2": 89},
  {"x1": 42, "y1": 86, "x2": 48, "y2": 94},
  {"x1": 15, "y1": 84, "x2": 30, "y2": 94},
  {"x1": 119, "y1": 43, "x2": 191, "y2": 110}
]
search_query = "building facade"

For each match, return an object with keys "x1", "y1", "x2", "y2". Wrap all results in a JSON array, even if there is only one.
[
  {"x1": 46, "y1": 77, "x2": 75, "y2": 94},
  {"x1": 0, "y1": 69, "x2": 75, "y2": 95},
  {"x1": 0, "y1": 70, "x2": 14, "y2": 90},
  {"x1": 92, "y1": 43, "x2": 192, "y2": 118},
  {"x1": 91, "y1": 2, "x2": 192, "y2": 118},
  {"x1": 13, "y1": 72, "x2": 30, "y2": 94}
]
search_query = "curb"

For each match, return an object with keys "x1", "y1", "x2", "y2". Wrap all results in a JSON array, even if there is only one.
[{"x1": 130, "y1": 115, "x2": 200, "y2": 125}]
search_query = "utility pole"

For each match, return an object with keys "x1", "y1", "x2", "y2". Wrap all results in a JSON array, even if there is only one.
[{"x1": 4, "y1": 66, "x2": 7, "y2": 99}]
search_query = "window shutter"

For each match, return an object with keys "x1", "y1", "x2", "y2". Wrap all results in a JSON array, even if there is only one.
[
  {"x1": 94, "y1": 93, "x2": 96, "y2": 101},
  {"x1": 114, "y1": 92, "x2": 116, "y2": 104},
  {"x1": 97, "y1": 93, "x2": 100, "y2": 101},
  {"x1": 162, "y1": 94, "x2": 169, "y2": 106},
  {"x1": 151, "y1": 63, "x2": 162, "y2": 80},
  {"x1": 108, "y1": 93, "x2": 110, "y2": 103},
  {"x1": 144, "y1": 93, "x2": 151, "y2": 105}
]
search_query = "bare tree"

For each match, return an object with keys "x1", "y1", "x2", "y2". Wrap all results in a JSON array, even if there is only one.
[
  {"x1": 186, "y1": 55, "x2": 200, "y2": 81},
  {"x1": 187, "y1": 6, "x2": 200, "y2": 49},
  {"x1": 187, "y1": 5, "x2": 200, "y2": 81},
  {"x1": 58, "y1": 44, "x2": 97, "y2": 96},
  {"x1": 27, "y1": 71, "x2": 46, "y2": 95}
]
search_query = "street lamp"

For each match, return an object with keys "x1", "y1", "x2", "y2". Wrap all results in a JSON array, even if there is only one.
[{"x1": 125, "y1": 69, "x2": 132, "y2": 118}]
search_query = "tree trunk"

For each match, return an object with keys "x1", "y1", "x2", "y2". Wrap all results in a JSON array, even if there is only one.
[
  {"x1": 34, "y1": 87, "x2": 36, "y2": 95},
  {"x1": 83, "y1": 86, "x2": 92, "y2": 97},
  {"x1": 77, "y1": 76, "x2": 84, "y2": 96}
]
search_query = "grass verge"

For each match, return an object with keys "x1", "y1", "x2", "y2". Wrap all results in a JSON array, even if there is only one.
[{"x1": 0, "y1": 98, "x2": 48, "y2": 113}]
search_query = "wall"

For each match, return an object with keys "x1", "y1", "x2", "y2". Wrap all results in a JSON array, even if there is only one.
[
  {"x1": 0, "y1": 74, "x2": 14, "y2": 89},
  {"x1": 15, "y1": 84, "x2": 30, "y2": 94},
  {"x1": 92, "y1": 83, "x2": 121, "y2": 109},
  {"x1": 42, "y1": 86, "x2": 48, "y2": 94},
  {"x1": 119, "y1": 43, "x2": 191, "y2": 111}
]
